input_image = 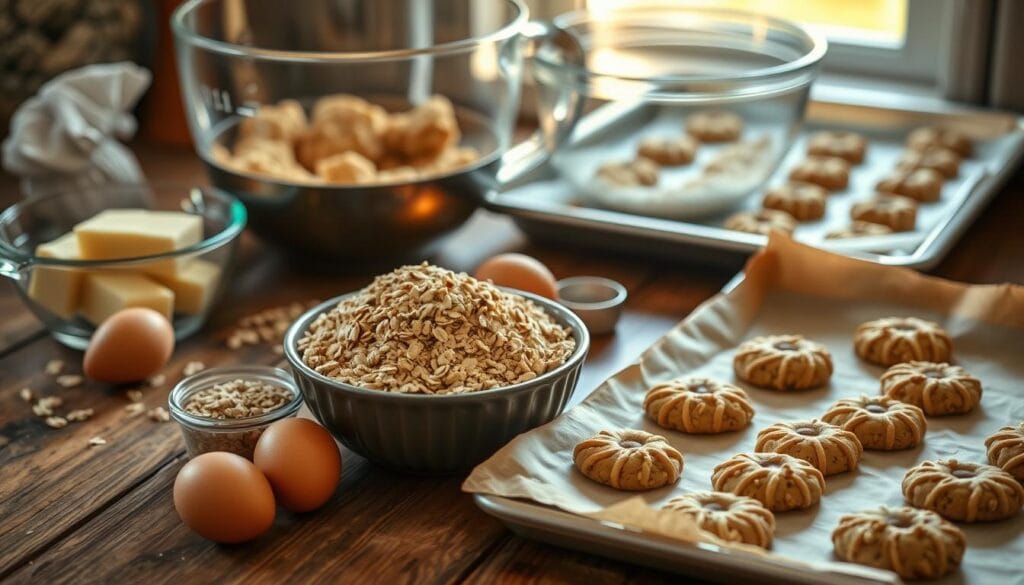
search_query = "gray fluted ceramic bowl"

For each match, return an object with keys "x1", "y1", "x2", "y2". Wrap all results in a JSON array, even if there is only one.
[{"x1": 283, "y1": 289, "x2": 589, "y2": 473}]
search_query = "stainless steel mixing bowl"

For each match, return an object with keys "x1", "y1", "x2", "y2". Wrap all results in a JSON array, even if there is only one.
[
  {"x1": 283, "y1": 289, "x2": 590, "y2": 473},
  {"x1": 172, "y1": 0, "x2": 582, "y2": 261}
]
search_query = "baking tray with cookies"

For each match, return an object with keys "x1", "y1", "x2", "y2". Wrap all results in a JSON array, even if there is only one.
[
  {"x1": 486, "y1": 96, "x2": 1024, "y2": 270},
  {"x1": 463, "y1": 235, "x2": 1024, "y2": 585}
]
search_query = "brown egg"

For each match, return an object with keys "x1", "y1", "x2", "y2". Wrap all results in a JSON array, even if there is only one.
[
  {"x1": 83, "y1": 308, "x2": 174, "y2": 383},
  {"x1": 173, "y1": 452, "x2": 276, "y2": 543},
  {"x1": 474, "y1": 253, "x2": 558, "y2": 299},
  {"x1": 254, "y1": 418, "x2": 342, "y2": 513}
]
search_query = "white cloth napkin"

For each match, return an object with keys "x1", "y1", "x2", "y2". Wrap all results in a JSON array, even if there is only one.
[{"x1": 2, "y1": 62, "x2": 152, "y2": 197}]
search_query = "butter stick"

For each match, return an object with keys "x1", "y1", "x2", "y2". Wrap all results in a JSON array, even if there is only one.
[
  {"x1": 74, "y1": 209, "x2": 203, "y2": 278},
  {"x1": 28, "y1": 233, "x2": 83, "y2": 319},
  {"x1": 79, "y1": 272, "x2": 174, "y2": 325},
  {"x1": 152, "y1": 259, "x2": 221, "y2": 315}
]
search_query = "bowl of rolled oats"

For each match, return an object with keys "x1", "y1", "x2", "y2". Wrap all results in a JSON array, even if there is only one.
[
  {"x1": 283, "y1": 263, "x2": 589, "y2": 473},
  {"x1": 168, "y1": 366, "x2": 303, "y2": 460}
]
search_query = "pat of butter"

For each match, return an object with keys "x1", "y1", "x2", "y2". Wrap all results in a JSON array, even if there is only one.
[
  {"x1": 28, "y1": 233, "x2": 83, "y2": 319},
  {"x1": 153, "y1": 259, "x2": 221, "y2": 315},
  {"x1": 73, "y1": 209, "x2": 203, "y2": 277},
  {"x1": 80, "y1": 272, "x2": 174, "y2": 325}
]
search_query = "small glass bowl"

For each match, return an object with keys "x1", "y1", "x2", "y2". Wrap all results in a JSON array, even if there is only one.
[
  {"x1": 168, "y1": 366, "x2": 303, "y2": 460},
  {"x1": 0, "y1": 184, "x2": 246, "y2": 349}
]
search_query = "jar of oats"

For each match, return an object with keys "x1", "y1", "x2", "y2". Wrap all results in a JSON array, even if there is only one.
[{"x1": 168, "y1": 366, "x2": 303, "y2": 459}]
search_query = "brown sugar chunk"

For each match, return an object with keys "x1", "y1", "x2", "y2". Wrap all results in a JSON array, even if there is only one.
[
  {"x1": 637, "y1": 136, "x2": 698, "y2": 166},
  {"x1": 237, "y1": 99, "x2": 308, "y2": 143},
  {"x1": 755, "y1": 419, "x2": 863, "y2": 475},
  {"x1": 807, "y1": 130, "x2": 867, "y2": 164},
  {"x1": 822, "y1": 395, "x2": 926, "y2": 450},
  {"x1": 733, "y1": 334, "x2": 833, "y2": 390},
  {"x1": 762, "y1": 182, "x2": 827, "y2": 221},
  {"x1": 712, "y1": 452, "x2": 824, "y2": 512},
  {"x1": 850, "y1": 195, "x2": 917, "y2": 231},
  {"x1": 907, "y1": 126, "x2": 972, "y2": 157},
  {"x1": 879, "y1": 361, "x2": 981, "y2": 415},
  {"x1": 832, "y1": 506, "x2": 965, "y2": 580},
  {"x1": 686, "y1": 110, "x2": 744, "y2": 142},
  {"x1": 572, "y1": 429, "x2": 683, "y2": 491},
  {"x1": 876, "y1": 168, "x2": 943, "y2": 202},
  {"x1": 663, "y1": 491, "x2": 775, "y2": 548},
  {"x1": 896, "y1": 146, "x2": 961, "y2": 179},
  {"x1": 644, "y1": 376, "x2": 754, "y2": 434},
  {"x1": 723, "y1": 209, "x2": 796, "y2": 236},
  {"x1": 296, "y1": 95, "x2": 388, "y2": 169},
  {"x1": 825, "y1": 221, "x2": 892, "y2": 239},
  {"x1": 854, "y1": 317, "x2": 952, "y2": 367},
  {"x1": 788, "y1": 156, "x2": 850, "y2": 191},
  {"x1": 902, "y1": 459, "x2": 1023, "y2": 522}
]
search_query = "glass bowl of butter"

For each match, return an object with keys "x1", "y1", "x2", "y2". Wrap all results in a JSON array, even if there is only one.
[{"x1": 0, "y1": 184, "x2": 246, "y2": 349}]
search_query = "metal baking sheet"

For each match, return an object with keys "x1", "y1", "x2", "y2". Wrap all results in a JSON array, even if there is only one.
[{"x1": 486, "y1": 98, "x2": 1024, "y2": 270}]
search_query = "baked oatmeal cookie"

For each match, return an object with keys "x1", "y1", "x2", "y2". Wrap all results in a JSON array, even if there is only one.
[
  {"x1": 663, "y1": 491, "x2": 775, "y2": 548},
  {"x1": 712, "y1": 452, "x2": 825, "y2": 512},
  {"x1": 876, "y1": 168, "x2": 944, "y2": 202},
  {"x1": 854, "y1": 318, "x2": 952, "y2": 367},
  {"x1": 686, "y1": 110, "x2": 743, "y2": 142},
  {"x1": 644, "y1": 377, "x2": 754, "y2": 434},
  {"x1": 573, "y1": 429, "x2": 683, "y2": 491},
  {"x1": 723, "y1": 209, "x2": 797, "y2": 236},
  {"x1": 850, "y1": 195, "x2": 918, "y2": 232},
  {"x1": 762, "y1": 181, "x2": 827, "y2": 221},
  {"x1": 832, "y1": 506, "x2": 965, "y2": 580},
  {"x1": 880, "y1": 361, "x2": 981, "y2": 416},
  {"x1": 902, "y1": 459, "x2": 1023, "y2": 522},
  {"x1": 733, "y1": 334, "x2": 833, "y2": 391},
  {"x1": 755, "y1": 419, "x2": 863, "y2": 476},
  {"x1": 822, "y1": 395, "x2": 927, "y2": 450},
  {"x1": 596, "y1": 158, "x2": 660, "y2": 187},
  {"x1": 788, "y1": 156, "x2": 850, "y2": 191},
  {"x1": 907, "y1": 126, "x2": 972, "y2": 157},
  {"x1": 807, "y1": 130, "x2": 867, "y2": 164},
  {"x1": 896, "y1": 146, "x2": 961, "y2": 179},
  {"x1": 637, "y1": 136, "x2": 698, "y2": 166},
  {"x1": 986, "y1": 422, "x2": 1024, "y2": 482}
]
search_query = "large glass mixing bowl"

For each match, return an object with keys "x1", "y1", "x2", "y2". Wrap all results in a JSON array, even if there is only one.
[
  {"x1": 173, "y1": 0, "x2": 578, "y2": 262},
  {"x1": 531, "y1": 6, "x2": 827, "y2": 220}
]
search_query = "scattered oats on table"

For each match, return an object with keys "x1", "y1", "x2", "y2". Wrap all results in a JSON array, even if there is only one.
[
  {"x1": 56, "y1": 375, "x2": 83, "y2": 388},
  {"x1": 182, "y1": 362, "x2": 206, "y2": 377},
  {"x1": 66, "y1": 409, "x2": 94, "y2": 422},
  {"x1": 45, "y1": 416, "x2": 68, "y2": 429},
  {"x1": 126, "y1": 389, "x2": 144, "y2": 403},
  {"x1": 298, "y1": 263, "x2": 575, "y2": 395},
  {"x1": 147, "y1": 406, "x2": 171, "y2": 422},
  {"x1": 19, "y1": 388, "x2": 33, "y2": 402},
  {"x1": 147, "y1": 374, "x2": 166, "y2": 388},
  {"x1": 125, "y1": 403, "x2": 146, "y2": 417},
  {"x1": 45, "y1": 359, "x2": 65, "y2": 376},
  {"x1": 88, "y1": 437, "x2": 107, "y2": 447},
  {"x1": 33, "y1": 396, "x2": 63, "y2": 417}
]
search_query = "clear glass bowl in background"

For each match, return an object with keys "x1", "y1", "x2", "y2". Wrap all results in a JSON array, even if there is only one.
[
  {"x1": 172, "y1": 0, "x2": 561, "y2": 261},
  {"x1": 0, "y1": 184, "x2": 246, "y2": 349},
  {"x1": 533, "y1": 6, "x2": 827, "y2": 220},
  {"x1": 169, "y1": 366, "x2": 303, "y2": 460}
]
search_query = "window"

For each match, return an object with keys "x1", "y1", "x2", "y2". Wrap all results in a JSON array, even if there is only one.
[{"x1": 530, "y1": 0, "x2": 952, "y2": 86}]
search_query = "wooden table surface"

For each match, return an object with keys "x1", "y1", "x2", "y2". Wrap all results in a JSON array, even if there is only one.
[{"x1": 1, "y1": 143, "x2": 1021, "y2": 585}]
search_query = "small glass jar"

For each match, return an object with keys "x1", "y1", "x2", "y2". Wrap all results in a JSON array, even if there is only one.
[{"x1": 168, "y1": 366, "x2": 303, "y2": 459}]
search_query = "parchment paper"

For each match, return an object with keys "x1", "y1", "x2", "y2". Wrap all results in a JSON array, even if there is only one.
[{"x1": 463, "y1": 234, "x2": 1024, "y2": 585}]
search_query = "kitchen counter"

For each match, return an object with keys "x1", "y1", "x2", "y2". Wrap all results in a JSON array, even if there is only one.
[{"x1": 1, "y1": 142, "x2": 1021, "y2": 584}]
